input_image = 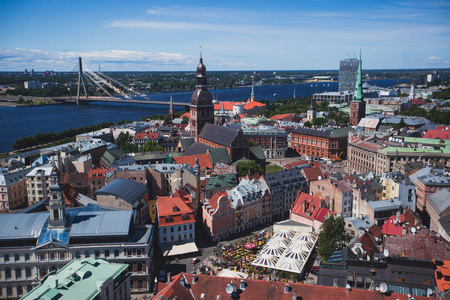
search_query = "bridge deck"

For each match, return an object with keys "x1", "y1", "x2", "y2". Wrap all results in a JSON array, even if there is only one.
[{"x1": 53, "y1": 97, "x2": 189, "y2": 106}]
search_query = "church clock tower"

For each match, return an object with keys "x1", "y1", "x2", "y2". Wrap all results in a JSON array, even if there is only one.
[
  {"x1": 190, "y1": 54, "x2": 214, "y2": 141},
  {"x1": 349, "y1": 52, "x2": 365, "y2": 126},
  {"x1": 48, "y1": 184, "x2": 67, "y2": 228}
]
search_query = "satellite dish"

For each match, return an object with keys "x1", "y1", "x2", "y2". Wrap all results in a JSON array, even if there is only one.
[
  {"x1": 318, "y1": 176, "x2": 322, "y2": 180},
  {"x1": 411, "y1": 227, "x2": 416, "y2": 233},
  {"x1": 383, "y1": 249, "x2": 389, "y2": 257},
  {"x1": 226, "y1": 284, "x2": 233, "y2": 294},
  {"x1": 379, "y1": 282, "x2": 388, "y2": 293},
  {"x1": 345, "y1": 283, "x2": 351, "y2": 290}
]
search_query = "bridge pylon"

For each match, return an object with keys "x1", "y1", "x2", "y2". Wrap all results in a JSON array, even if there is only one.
[{"x1": 76, "y1": 57, "x2": 89, "y2": 105}]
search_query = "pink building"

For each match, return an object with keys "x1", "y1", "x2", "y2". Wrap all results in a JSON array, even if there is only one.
[{"x1": 202, "y1": 192, "x2": 236, "y2": 241}]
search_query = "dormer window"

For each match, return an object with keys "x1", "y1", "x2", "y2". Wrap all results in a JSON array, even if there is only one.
[
  {"x1": 165, "y1": 216, "x2": 173, "y2": 223},
  {"x1": 172, "y1": 206, "x2": 180, "y2": 212},
  {"x1": 182, "y1": 214, "x2": 189, "y2": 220}
]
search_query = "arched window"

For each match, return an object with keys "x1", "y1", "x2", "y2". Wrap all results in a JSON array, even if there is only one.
[{"x1": 137, "y1": 262, "x2": 143, "y2": 272}]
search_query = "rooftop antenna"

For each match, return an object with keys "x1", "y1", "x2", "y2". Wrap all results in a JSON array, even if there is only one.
[
  {"x1": 99, "y1": 64, "x2": 101, "y2": 72},
  {"x1": 199, "y1": 45, "x2": 202, "y2": 60}
]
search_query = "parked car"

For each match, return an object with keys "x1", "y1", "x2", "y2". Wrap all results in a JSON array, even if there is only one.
[
  {"x1": 191, "y1": 258, "x2": 200, "y2": 264},
  {"x1": 158, "y1": 270, "x2": 166, "y2": 282}
]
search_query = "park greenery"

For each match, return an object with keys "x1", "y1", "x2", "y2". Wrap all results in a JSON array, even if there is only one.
[
  {"x1": 236, "y1": 160, "x2": 264, "y2": 177},
  {"x1": 400, "y1": 106, "x2": 450, "y2": 125},
  {"x1": 317, "y1": 215, "x2": 350, "y2": 261},
  {"x1": 115, "y1": 132, "x2": 163, "y2": 153},
  {"x1": 12, "y1": 122, "x2": 114, "y2": 150}
]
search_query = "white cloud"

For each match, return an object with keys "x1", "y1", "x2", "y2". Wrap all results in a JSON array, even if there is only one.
[
  {"x1": 427, "y1": 56, "x2": 449, "y2": 65},
  {"x1": 0, "y1": 48, "x2": 251, "y2": 71}
]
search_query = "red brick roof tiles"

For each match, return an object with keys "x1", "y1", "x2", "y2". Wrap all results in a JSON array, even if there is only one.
[
  {"x1": 384, "y1": 228, "x2": 450, "y2": 260},
  {"x1": 157, "y1": 195, "x2": 195, "y2": 227},
  {"x1": 156, "y1": 273, "x2": 429, "y2": 300}
]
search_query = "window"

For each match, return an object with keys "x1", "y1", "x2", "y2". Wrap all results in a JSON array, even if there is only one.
[
  {"x1": 84, "y1": 251, "x2": 90, "y2": 258},
  {"x1": 4, "y1": 254, "x2": 9, "y2": 262},
  {"x1": 178, "y1": 226, "x2": 181, "y2": 232},
  {"x1": 95, "y1": 251, "x2": 100, "y2": 258},
  {"x1": 14, "y1": 254, "x2": 19, "y2": 262},
  {"x1": 49, "y1": 252, "x2": 55, "y2": 260},
  {"x1": 25, "y1": 253, "x2": 30, "y2": 261},
  {"x1": 189, "y1": 224, "x2": 193, "y2": 230},
  {"x1": 6, "y1": 286, "x2": 12, "y2": 297},
  {"x1": 137, "y1": 262, "x2": 143, "y2": 272},
  {"x1": 114, "y1": 250, "x2": 119, "y2": 258},
  {"x1": 60, "y1": 251, "x2": 65, "y2": 260},
  {"x1": 75, "y1": 251, "x2": 80, "y2": 259},
  {"x1": 170, "y1": 227, "x2": 174, "y2": 233},
  {"x1": 163, "y1": 228, "x2": 167, "y2": 234},
  {"x1": 5, "y1": 268, "x2": 11, "y2": 278},
  {"x1": 183, "y1": 225, "x2": 187, "y2": 231},
  {"x1": 15, "y1": 268, "x2": 21, "y2": 278},
  {"x1": 26, "y1": 267, "x2": 31, "y2": 278},
  {"x1": 105, "y1": 250, "x2": 110, "y2": 258},
  {"x1": 39, "y1": 253, "x2": 45, "y2": 261},
  {"x1": 127, "y1": 249, "x2": 132, "y2": 257},
  {"x1": 137, "y1": 249, "x2": 142, "y2": 257}
]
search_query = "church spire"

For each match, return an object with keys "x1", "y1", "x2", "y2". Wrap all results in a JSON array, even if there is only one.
[
  {"x1": 353, "y1": 50, "x2": 363, "y2": 102},
  {"x1": 250, "y1": 84, "x2": 255, "y2": 102}
]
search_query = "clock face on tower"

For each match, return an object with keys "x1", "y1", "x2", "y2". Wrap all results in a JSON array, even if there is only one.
[{"x1": 202, "y1": 98, "x2": 208, "y2": 104}]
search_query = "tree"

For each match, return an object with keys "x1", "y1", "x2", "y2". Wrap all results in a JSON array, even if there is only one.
[
  {"x1": 303, "y1": 121, "x2": 312, "y2": 128},
  {"x1": 181, "y1": 116, "x2": 189, "y2": 124},
  {"x1": 115, "y1": 132, "x2": 133, "y2": 149},
  {"x1": 248, "y1": 140, "x2": 260, "y2": 147},
  {"x1": 392, "y1": 118, "x2": 406, "y2": 129},
  {"x1": 140, "y1": 141, "x2": 163, "y2": 152},
  {"x1": 312, "y1": 117, "x2": 327, "y2": 127},
  {"x1": 236, "y1": 160, "x2": 263, "y2": 177},
  {"x1": 317, "y1": 215, "x2": 350, "y2": 261}
]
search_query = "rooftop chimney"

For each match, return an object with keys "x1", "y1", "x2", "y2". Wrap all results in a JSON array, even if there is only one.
[
  {"x1": 292, "y1": 289, "x2": 297, "y2": 300},
  {"x1": 193, "y1": 273, "x2": 197, "y2": 284},
  {"x1": 402, "y1": 250, "x2": 406, "y2": 257},
  {"x1": 167, "y1": 272, "x2": 172, "y2": 283}
]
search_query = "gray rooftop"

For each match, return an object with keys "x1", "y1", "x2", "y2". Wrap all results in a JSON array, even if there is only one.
[
  {"x1": 199, "y1": 123, "x2": 244, "y2": 148},
  {"x1": 70, "y1": 210, "x2": 133, "y2": 237},
  {"x1": 427, "y1": 189, "x2": 450, "y2": 215},
  {"x1": 0, "y1": 167, "x2": 31, "y2": 186},
  {"x1": 0, "y1": 213, "x2": 48, "y2": 240},
  {"x1": 292, "y1": 127, "x2": 353, "y2": 138},
  {"x1": 96, "y1": 178, "x2": 148, "y2": 205},
  {"x1": 368, "y1": 198, "x2": 403, "y2": 211}
]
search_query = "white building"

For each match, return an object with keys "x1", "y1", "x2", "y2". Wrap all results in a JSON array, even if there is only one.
[{"x1": 26, "y1": 164, "x2": 58, "y2": 205}]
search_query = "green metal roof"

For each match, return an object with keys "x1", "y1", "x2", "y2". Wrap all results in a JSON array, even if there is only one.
[
  {"x1": 21, "y1": 258, "x2": 128, "y2": 300},
  {"x1": 205, "y1": 173, "x2": 238, "y2": 191},
  {"x1": 208, "y1": 147, "x2": 231, "y2": 165},
  {"x1": 249, "y1": 145, "x2": 266, "y2": 160},
  {"x1": 396, "y1": 136, "x2": 450, "y2": 146},
  {"x1": 382, "y1": 145, "x2": 450, "y2": 154}
]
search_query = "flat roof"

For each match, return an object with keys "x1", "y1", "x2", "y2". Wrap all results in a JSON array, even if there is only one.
[
  {"x1": 0, "y1": 213, "x2": 48, "y2": 240},
  {"x1": 70, "y1": 210, "x2": 133, "y2": 237}
]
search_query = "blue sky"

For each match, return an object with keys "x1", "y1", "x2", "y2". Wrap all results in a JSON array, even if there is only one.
[{"x1": 0, "y1": 0, "x2": 449, "y2": 71}]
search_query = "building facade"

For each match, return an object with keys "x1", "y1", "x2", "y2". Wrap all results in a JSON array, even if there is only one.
[
  {"x1": 338, "y1": 58, "x2": 359, "y2": 92},
  {"x1": 202, "y1": 192, "x2": 236, "y2": 241},
  {"x1": 26, "y1": 164, "x2": 59, "y2": 205},
  {"x1": 0, "y1": 189, "x2": 154, "y2": 299},
  {"x1": 243, "y1": 126, "x2": 288, "y2": 159},
  {"x1": 0, "y1": 168, "x2": 30, "y2": 211},
  {"x1": 291, "y1": 127, "x2": 353, "y2": 159}
]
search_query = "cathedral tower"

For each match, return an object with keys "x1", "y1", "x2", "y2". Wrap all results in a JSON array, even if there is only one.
[
  {"x1": 48, "y1": 184, "x2": 67, "y2": 228},
  {"x1": 349, "y1": 52, "x2": 366, "y2": 126},
  {"x1": 190, "y1": 54, "x2": 214, "y2": 141}
]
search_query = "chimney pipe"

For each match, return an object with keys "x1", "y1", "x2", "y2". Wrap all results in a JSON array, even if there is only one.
[
  {"x1": 402, "y1": 250, "x2": 406, "y2": 257},
  {"x1": 167, "y1": 272, "x2": 172, "y2": 283},
  {"x1": 292, "y1": 289, "x2": 297, "y2": 300}
]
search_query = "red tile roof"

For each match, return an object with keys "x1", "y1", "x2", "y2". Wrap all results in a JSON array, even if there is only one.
[
  {"x1": 291, "y1": 192, "x2": 325, "y2": 221},
  {"x1": 155, "y1": 272, "x2": 429, "y2": 300},
  {"x1": 411, "y1": 99, "x2": 426, "y2": 106},
  {"x1": 422, "y1": 129, "x2": 450, "y2": 140},
  {"x1": 381, "y1": 218, "x2": 403, "y2": 236},
  {"x1": 88, "y1": 167, "x2": 113, "y2": 179},
  {"x1": 314, "y1": 207, "x2": 332, "y2": 223},
  {"x1": 384, "y1": 228, "x2": 450, "y2": 260},
  {"x1": 157, "y1": 195, "x2": 195, "y2": 227},
  {"x1": 206, "y1": 192, "x2": 229, "y2": 215},
  {"x1": 214, "y1": 102, "x2": 236, "y2": 111},
  {"x1": 284, "y1": 160, "x2": 309, "y2": 170},
  {"x1": 301, "y1": 167, "x2": 324, "y2": 182},
  {"x1": 368, "y1": 224, "x2": 383, "y2": 238},
  {"x1": 173, "y1": 153, "x2": 213, "y2": 169},
  {"x1": 356, "y1": 141, "x2": 383, "y2": 151},
  {"x1": 134, "y1": 131, "x2": 159, "y2": 140},
  {"x1": 271, "y1": 113, "x2": 295, "y2": 121}
]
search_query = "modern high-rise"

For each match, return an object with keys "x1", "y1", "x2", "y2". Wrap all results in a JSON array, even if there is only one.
[{"x1": 338, "y1": 58, "x2": 359, "y2": 92}]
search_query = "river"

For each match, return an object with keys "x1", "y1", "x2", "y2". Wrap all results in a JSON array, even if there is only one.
[{"x1": 0, "y1": 79, "x2": 408, "y2": 153}]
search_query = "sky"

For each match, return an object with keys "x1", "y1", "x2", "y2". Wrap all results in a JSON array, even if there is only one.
[{"x1": 0, "y1": 0, "x2": 449, "y2": 72}]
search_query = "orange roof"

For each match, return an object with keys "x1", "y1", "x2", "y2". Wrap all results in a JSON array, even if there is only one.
[
  {"x1": 206, "y1": 192, "x2": 230, "y2": 215},
  {"x1": 434, "y1": 259, "x2": 450, "y2": 293},
  {"x1": 214, "y1": 102, "x2": 237, "y2": 111},
  {"x1": 173, "y1": 153, "x2": 213, "y2": 169},
  {"x1": 271, "y1": 113, "x2": 294, "y2": 121},
  {"x1": 244, "y1": 101, "x2": 265, "y2": 110},
  {"x1": 88, "y1": 166, "x2": 112, "y2": 179},
  {"x1": 157, "y1": 195, "x2": 195, "y2": 227},
  {"x1": 180, "y1": 112, "x2": 190, "y2": 119},
  {"x1": 291, "y1": 192, "x2": 324, "y2": 220},
  {"x1": 301, "y1": 166, "x2": 324, "y2": 181}
]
